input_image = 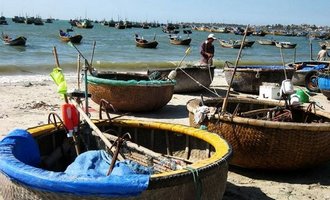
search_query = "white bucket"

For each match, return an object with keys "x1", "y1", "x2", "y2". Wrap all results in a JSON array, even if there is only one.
[{"x1": 281, "y1": 79, "x2": 294, "y2": 95}]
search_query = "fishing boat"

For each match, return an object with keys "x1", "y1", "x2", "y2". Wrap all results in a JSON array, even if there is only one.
[
  {"x1": 223, "y1": 63, "x2": 295, "y2": 94},
  {"x1": 59, "y1": 30, "x2": 83, "y2": 44},
  {"x1": 187, "y1": 96, "x2": 330, "y2": 170},
  {"x1": 286, "y1": 61, "x2": 329, "y2": 91},
  {"x1": 0, "y1": 113, "x2": 232, "y2": 199},
  {"x1": 87, "y1": 71, "x2": 174, "y2": 112},
  {"x1": 318, "y1": 73, "x2": 330, "y2": 100},
  {"x1": 219, "y1": 40, "x2": 242, "y2": 49},
  {"x1": 235, "y1": 40, "x2": 255, "y2": 47},
  {"x1": 275, "y1": 41, "x2": 297, "y2": 49},
  {"x1": 1, "y1": 33, "x2": 26, "y2": 46},
  {"x1": 257, "y1": 39, "x2": 275, "y2": 45},
  {"x1": 135, "y1": 34, "x2": 158, "y2": 48},
  {"x1": 169, "y1": 35, "x2": 192, "y2": 45},
  {"x1": 76, "y1": 19, "x2": 94, "y2": 29},
  {"x1": 147, "y1": 65, "x2": 215, "y2": 93}
]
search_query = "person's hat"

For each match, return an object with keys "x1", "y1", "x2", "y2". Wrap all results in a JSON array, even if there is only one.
[{"x1": 207, "y1": 33, "x2": 217, "y2": 40}]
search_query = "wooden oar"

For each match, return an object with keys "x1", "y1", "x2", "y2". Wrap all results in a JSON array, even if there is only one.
[{"x1": 70, "y1": 99, "x2": 125, "y2": 161}]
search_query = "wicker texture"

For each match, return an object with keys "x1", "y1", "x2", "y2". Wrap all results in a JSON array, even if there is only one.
[
  {"x1": 0, "y1": 120, "x2": 231, "y2": 200},
  {"x1": 88, "y1": 83, "x2": 174, "y2": 112},
  {"x1": 187, "y1": 97, "x2": 330, "y2": 170}
]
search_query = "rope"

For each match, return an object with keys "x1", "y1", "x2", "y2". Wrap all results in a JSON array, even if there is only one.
[
  {"x1": 177, "y1": 67, "x2": 221, "y2": 97},
  {"x1": 185, "y1": 166, "x2": 202, "y2": 200}
]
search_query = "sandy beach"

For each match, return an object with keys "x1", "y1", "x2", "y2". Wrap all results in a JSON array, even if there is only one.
[{"x1": 1, "y1": 72, "x2": 330, "y2": 200}]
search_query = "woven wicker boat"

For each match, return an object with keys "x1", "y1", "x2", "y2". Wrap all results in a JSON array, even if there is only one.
[
  {"x1": 147, "y1": 66, "x2": 215, "y2": 93},
  {"x1": 87, "y1": 71, "x2": 175, "y2": 112},
  {"x1": 187, "y1": 97, "x2": 330, "y2": 170},
  {"x1": 223, "y1": 65, "x2": 295, "y2": 94},
  {"x1": 0, "y1": 119, "x2": 231, "y2": 200}
]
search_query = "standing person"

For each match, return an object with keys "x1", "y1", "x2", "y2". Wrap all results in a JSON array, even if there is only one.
[
  {"x1": 200, "y1": 33, "x2": 217, "y2": 66},
  {"x1": 317, "y1": 45, "x2": 330, "y2": 61}
]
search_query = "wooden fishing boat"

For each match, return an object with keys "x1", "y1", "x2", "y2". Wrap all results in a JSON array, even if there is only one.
[
  {"x1": 235, "y1": 40, "x2": 255, "y2": 47},
  {"x1": 275, "y1": 41, "x2": 297, "y2": 49},
  {"x1": 147, "y1": 65, "x2": 215, "y2": 93},
  {"x1": 169, "y1": 36, "x2": 191, "y2": 45},
  {"x1": 135, "y1": 35, "x2": 158, "y2": 48},
  {"x1": 59, "y1": 30, "x2": 83, "y2": 44},
  {"x1": 223, "y1": 64, "x2": 295, "y2": 94},
  {"x1": 257, "y1": 39, "x2": 275, "y2": 45},
  {"x1": 76, "y1": 19, "x2": 94, "y2": 29},
  {"x1": 219, "y1": 40, "x2": 242, "y2": 49},
  {"x1": 0, "y1": 117, "x2": 231, "y2": 200},
  {"x1": 2, "y1": 34, "x2": 26, "y2": 46},
  {"x1": 286, "y1": 61, "x2": 329, "y2": 91},
  {"x1": 318, "y1": 73, "x2": 330, "y2": 100},
  {"x1": 87, "y1": 71, "x2": 174, "y2": 112},
  {"x1": 187, "y1": 96, "x2": 330, "y2": 170}
]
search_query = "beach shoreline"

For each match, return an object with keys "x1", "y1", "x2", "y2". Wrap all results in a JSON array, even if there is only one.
[{"x1": 1, "y1": 73, "x2": 330, "y2": 200}]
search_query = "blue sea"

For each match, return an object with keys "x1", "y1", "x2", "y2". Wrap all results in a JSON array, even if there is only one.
[{"x1": 0, "y1": 20, "x2": 322, "y2": 75}]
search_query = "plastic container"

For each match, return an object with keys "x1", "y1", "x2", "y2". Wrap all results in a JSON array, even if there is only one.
[{"x1": 296, "y1": 89, "x2": 309, "y2": 103}]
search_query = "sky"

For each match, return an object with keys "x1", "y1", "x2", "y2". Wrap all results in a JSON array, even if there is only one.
[{"x1": 1, "y1": 0, "x2": 330, "y2": 26}]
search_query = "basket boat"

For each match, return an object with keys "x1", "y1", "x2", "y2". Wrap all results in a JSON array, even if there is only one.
[
  {"x1": 147, "y1": 66, "x2": 215, "y2": 93},
  {"x1": 187, "y1": 97, "x2": 330, "y2": 170},
  {"x1": 87, "y1": 71, "x2": 175, "y2": 112},
  {"x1": 318, "y1": 73, "x2": 330, "y2": 100},
  {"x1": 223, "y1": 65, "x2": 295, "y2": 94},
  {"x1": 0, "y1": 118, "x2": 231, "y2": 200}
]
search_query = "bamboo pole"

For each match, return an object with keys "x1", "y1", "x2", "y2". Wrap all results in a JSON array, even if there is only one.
[
  {"x1": 70, "y1": 99, "x2": 125, "y2": 161},
  {"x1": 221, "y1": 25, "x2": 249, "y2": 113},
  {"x1": 280, "y1": 46, "x2": 288, "y2": 80}
]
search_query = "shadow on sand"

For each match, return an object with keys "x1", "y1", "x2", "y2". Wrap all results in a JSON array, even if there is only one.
[{"x1": 223, "y1": 182, "x2": 275, "y2": 200}]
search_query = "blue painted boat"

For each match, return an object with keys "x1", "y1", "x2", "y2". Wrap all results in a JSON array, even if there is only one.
[{"x1": 318, "y1": 73, "x2": 330, "y2": 99}]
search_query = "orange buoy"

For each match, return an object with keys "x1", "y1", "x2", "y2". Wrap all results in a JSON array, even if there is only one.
[{"x1": 70, "y1": 104, "x2": 79, "y2": 132}]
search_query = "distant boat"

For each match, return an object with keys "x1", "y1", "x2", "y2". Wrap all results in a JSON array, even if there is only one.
[
  {"x1": 275, "y1": 41, "x2": 297, "y2": 49},
  {"x1": 76, "y1": 19, "x2": 93, "y2": 29},
  {"x1": 135, "y1": 34, "x2": 158, "y2": 48},
  {"x1": 59, "y1": 30, "x2": 83, "y2": 44},
  {"x1": 236, "y1": 40, "x2": 255, "y2": 47},
  {"x1": 252, "y1": 30, "x2": 267, "y2": 36},
  {"x1": 115, "y1": 21, "x2": 126, "y2": 29},
  {"x1": 12, "y1": 16, "x2": 25, "y2": 23},
  {"x1": 25, "y1": 17, "x2": 34, "y2": 24},
  {"x1": 2, "y1": 33, "x2": 26, "y2": 46},
  {"x1": 258, "y1": 39, "x2": 276, "y2": 45},
  {"x1": 219, "y1": 40, "x2": 242, "y2": 49},
  {"x1": 33, "y1": 17, "x2": 44, "y2": 25},
  {"x1": 0, "y1": 16, "x2": 8, "y2": 25},
  {"x1": 169, "y1": 35, "x2": 191, "y2": 45},
  {"x1": 45, "y1": 18, "x2": 53, "y2": 23}
]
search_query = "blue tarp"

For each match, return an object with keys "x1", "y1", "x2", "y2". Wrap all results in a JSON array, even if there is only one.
[
  {"x1": 0, "y1": 129, "x2": 151, "y2": 197},
  {"x1": 299, "y1": 64, "x2": 327, "y2": 71},
  {"x1": 237, "y1": 66, "x2": 290, "y2": 70}
]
